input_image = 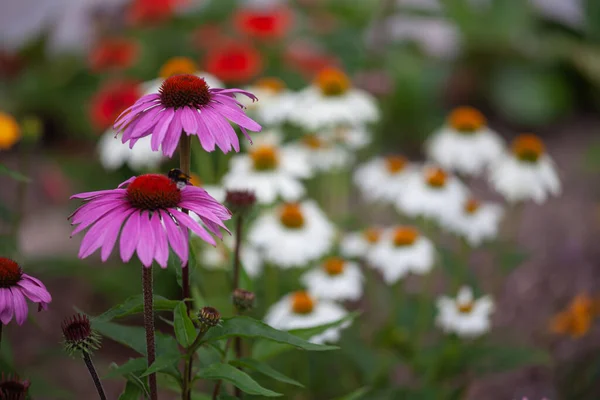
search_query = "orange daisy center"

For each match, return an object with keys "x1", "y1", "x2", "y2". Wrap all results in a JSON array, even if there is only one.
[
  {"x1": 250, "y1": 145, "x2": 279, "y2": 171},
  {"x1": 159, "y1": 74, "x2": 211, "y2": 109},
  {"x1": 511, "y1": 134, "x2": 545, "y2": 163},
  {"x1": 126, "y1": 174, "x2": 181, "y2": 210},
  {"x1": 392, "y1": 227, "x2": 419, "y2": 247},
  {"x1": 159, "y1": 57, "x2": 197, "y2": 79},
  {"x1": 425, "y1": 167, "x2": 447, "y2": 188},
  {"x1": 279, "y1": 203, "x2": 305, "y2": 229},
  {"x1": 302, "y1": 134, "x2": 324, "y2": 149},
  {"x1": 0, "y1": 257, "x2": 23, "y2": 288},
  {"x1": 464, "y1": 198, "x2": 480, "y2": 214},
  {"x1": 384, "y1": 156, "x2": 408, "y2": 174},
  {"x1": 448, "y1": 106, "x2": 486, "y2": 133},
  {"x1": 457, "y1": 301, "x2": 474, "y2": 313},
  {"x1": 255, "y1": 77, "x2": 286, "y2": 94},
  {"x1": 323, "y1": 257, "x2": 345, "y2": 276},
  {"x1": 291, "y1": 291, "x2": 315, "y2": 314},
  {"x1": 315, "y1": 67, "x2": 350, "y2": 96},
  {"x1": 362, "y1": 227, "x2": 381, "y2": 244}
]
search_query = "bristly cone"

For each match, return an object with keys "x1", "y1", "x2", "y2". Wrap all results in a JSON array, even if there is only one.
[
  {"x1": 0, "y1": 373, "x2": 30, "y2": 400},
  {"x1": 62, "y1": 314, "x2": 101, "y2": 356}
]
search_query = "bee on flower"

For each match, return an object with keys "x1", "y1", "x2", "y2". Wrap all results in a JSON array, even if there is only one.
[
  {"x1": 248, "y1": 201, "x2": 335, "y2": 268},
  {"x1": 354, "y1": 155, "x2": 416, "y2": 203},
  {"x1": 301, "y1": 257, "x2": 364, "y2": 302},
  {"x1": 436, "y1": 286, "x2": 494, "y2": 338},
  {"x1": 265, "y1": 291, "x2": 350, "y2": 344},
  {"x1": 488, "y1": 134, "x2": 561, "y2": 204}
]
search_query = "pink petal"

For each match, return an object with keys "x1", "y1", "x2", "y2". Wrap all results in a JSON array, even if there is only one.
[
  {"x1": 161, "y1": 210, "x2": 188, "y2": 266},
  {"x1": 180, "y1": 107, "x2": 199, "y2": 135},
  {"x1": 200, "y1": 108, "x2": 232, "y2": 153},
  {"x1": 169, "y1": 208, "x2": 216, "y2": 246},
  {"x1": 130, "y1": 107, "x2": 163, "y2": 138},
  {"x1": 209, "y1": 101, "x2": 261, "y2": 132},
  {"x1": 101, "y1": 208, "x2": 136, "y2": 262},
  {"x1": 120, "y1": 211, "x2": 141, "y2": 262},
  {"x1": 136, "y1": 211, "x2": 155, "y2": 267},
  {"x1": 0, "y1": 288, "x2": 12, "y2": 324},
  {"x1": 151, "y1": 212, "x2": 169, "y2": 268},
  {"x1": 17, "y1": 278, "x2": 52, "y2": 303},
  {"x1": 11, "y1": 288, "x2": 28, "y2": 326},
  {"x1": 151, "y1": 108, "x2": 175, "y2": 151},
  {"x1": 70, "y1": 188, "x2": 126, "y2": 200},
  {"x1": 163, "y1": 113, "x2": 183, "y2": 158},
  {"x1": 195, "y1": 110, "x2": 216, "y2": 152}
]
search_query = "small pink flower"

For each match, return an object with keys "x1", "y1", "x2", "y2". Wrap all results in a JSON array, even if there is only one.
[
  {"x1": 113, "y1": 74, "x2": 262, "y2": 157},
  {"x1": 0, "y1": 257, "x2": 52, "y2": 326},
  {"x1": 69, "y1": 173, "x2": 231, "y2": 268}
]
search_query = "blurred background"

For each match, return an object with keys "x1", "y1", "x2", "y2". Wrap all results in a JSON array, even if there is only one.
[{"x1": 1, "y1": 0, "x2": 600, "y2": 399}]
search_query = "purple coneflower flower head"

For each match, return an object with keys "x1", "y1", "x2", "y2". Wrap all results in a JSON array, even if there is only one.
[
  {"x1": 114, "y1": 74, "x2": 262, "y2": 157},
  {"x1": 0, "y1": 257, "x2": 52, "y2": 326},
  {"x1": 69, "y1": 173, "x2": 231, "y2": 268},
  {"x1": 0, "y1": 373, "x2": 30, "y2": 400}
]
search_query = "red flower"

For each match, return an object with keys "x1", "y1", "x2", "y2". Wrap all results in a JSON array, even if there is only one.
[
  {"x1": 233, "y1": 6, "x2": 293, "y2": 40},
  {"x1": 90, "y1": 80, "x2": 140, "y2": 130},
  {"x1": 192, "y1": 24, "x2": 227, "y2": 50},
  {"x1": 89, "y1": 37, "x2": 139, "y2": 72},
  {"x1": 204, "y1": 41, "x2": 263, "y2": 84},
  {"x1": 127, "y1": 0, "x2": 184, "y2": 25}
]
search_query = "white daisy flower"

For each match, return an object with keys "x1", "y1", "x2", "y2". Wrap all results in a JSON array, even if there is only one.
[
  {"x1": 436, "y1": 286, "x2": 494, "y2": 338},
  {"x1": 396, "y1": 165, "x2": 469, "y2": 220},
  {"x1": 488, "y1": 134, "x2": 561, "y2": 204},
  {"x1": 239, "y1": 77, "x2": 297, "y2": 126},
  {"x1": 222, "y1": 144, "x2": 313, "y2": 205},
  {"x1": 248, "y1": 201, "x2": 336, "y2": 268},
  {"x1": 354, "y1": 156, "x2": 416, "y2": 203},
  {"x1": 98, "y1": 130, "x2": 165, "y2": 171},
  {"x1": 301, "y1": 257, "x2": 364, "y2": 302},
  {"x1": 244, "y1": 128, "x2": 283, "y2": 149},
  {"x1": 142, "y1": 57, "x2": 223, "y2": 95},
  {"x1": 287, "y1": 67, "x2": 379, "y2": 130},
  {"x1": 366, "y1": 226, "x2": 435, "y2": 284},
  {"x1": 198, "y1": 236, "x2": 263, "y2": 278},
  {"x1": 340, "y1": 227, "x2": 383, "y2": 258},
  {"x1": 289, "y1": 134, "x2": 353, "y2": 172},
  {"x1": 188, "y1": 174, "x2": 226, "y2": 203},
  {"x1": 264, "y1": 291, "x2": 350, "y2": 344},
  {"x1": 321, "y1": 125, "x2": 372, "y2": 151},
  {"x1": 440, "y1": 198, "x2": 504, "y2": 246},
  {"x1": 426, "y1": 107, "x2": 505, "y2": 176}
]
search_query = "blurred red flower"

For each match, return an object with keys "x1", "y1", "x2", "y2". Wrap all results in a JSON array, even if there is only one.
[
  {"x1": 284, "y1": 40, "x2": 339, "y2": 78},
  {"x1": 90, "y1": 80, "x2": 140, "y2": 130},
  {"x1": 233, "y1": 6, "x2": 293, "y2": 40},
  {"x1": 192, "y1": 24, "x2": 227, "y2": 50},
  {"x1": 89, "y1": 37, "x2": 139, "y2": 72},
  {"x1": 127, "y1": 0, "x2": 184, "y2": 25},
  {"x1": 204, "y1": 41, "x2": 263, "y2": 84}
]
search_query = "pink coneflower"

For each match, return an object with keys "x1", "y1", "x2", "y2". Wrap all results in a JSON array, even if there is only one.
[
  {"x1": 68, "y1": 173, "x2": 231, "y2": 268},
  {"x1": 113, "y1": 74, "x2": 261, "y2": 157},
  {"x1": 0, "y1": 257, "x2": 52, "y2": 326}
]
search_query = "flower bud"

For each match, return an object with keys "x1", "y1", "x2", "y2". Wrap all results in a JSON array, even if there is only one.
[
  {"x1": 225, "y1": 190, "x2": 257, "y2": 216},
  {"x1": 198, "y1": 306, "x2": 221, "y2": 330},
  {"x1": 233, "y1": 288, "x2": 255, "y2": 312},
  {"x1": 0, "y1": 373, "x2": 30, "y2": 400},
  {"x1": 62, "y1": 314, "x2": 101, "y2": 355}
]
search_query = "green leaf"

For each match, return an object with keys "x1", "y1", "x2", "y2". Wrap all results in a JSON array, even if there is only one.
[
  {"x1": 0, "y1": 163, "x2": 30, "y2": 182},
  {"x1": 105, "y1": 358, "x2": 147, "y2": 379},
  {"x1": 230, "y1": 358, "x2": 304, "y2": 388},
  {"x1": 94, "y1": 321, "x2": 180, "y2": 357},
  {"x1": 202, "y1": 316, "x2": 338, "y2": 352},
  {"x1": 174, "y1": 301, "x2": 197, "y2": 347},
  {"x1": 118, "y1": 381, "x2": 144, "y2": 400},
  {"x1": 141, "y1": 353, "x2": 182, "y2": 377},
  {"x1": 94, "y1": 294, "x2": 179, "y2": 323},
  {"x1": 197, "y1": 363, "x2": 282, "y2": 397},
  {"x1": 467, "y1": 344, "x2": 551, "y2": 374},
  {"x1": 334, "y1": 387, "x2": 371, "y2": 400}
]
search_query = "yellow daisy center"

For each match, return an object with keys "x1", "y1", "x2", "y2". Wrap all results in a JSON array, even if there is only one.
[
  {"x1": 384, "y1": 156, "x2": 408, "y2": 174},
  {"x1": 425, "y1": 167, "x2": 447, "y2": 188},
  {"x1": 392, "y1": 227, "x2": 419, "y2": 247},
  {"x1": 464, "y1": 198, "x2": 480, "y2": 214},
  {"x1": 302, "y1": 134, "x2": 325, "y2": 149},
  {"x1": 315, "y1": 67, "x2": 350, "y2": 97},
  {"x1": 250, "y1": 145, "x2": 279, "y2": 171},
  {"x1": 362, "y1": 228, "x2": 381, "y2": 244},
  {"x1": 448, "y1": 106, "x2": 486, "y2": 133},
  {"x1": 159, "y1": 57, "x2": 198, "y2": 79},
  {"x1": 255, "y1": 77, "x2": 286, "y2": 94},
  {"x1": 511, "y1": 134, "x2": 545, "y2": 163},
  {"x1": 457, "y1": 301, "x2": 474, "y2": 314},
  {"x1": 323, "y1": 257, "x2": 345, "y2": 276},
  {"x1": 291, "y1": 291, "x2": 315, "y2": 314},
  {"x1": 279, "y1": 203, "x2": 305, "y2": 229},
  {"x1": 0, "y1": 112, "x2": 21, "y2": 150}
]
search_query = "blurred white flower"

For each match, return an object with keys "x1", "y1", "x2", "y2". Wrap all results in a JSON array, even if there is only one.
[
  {"x1": 367, "y1": 226, "x2": 435, "y2": 284},
  {"x1": 440, "y1": 198, "x2": 504, "y2": 247},
  {"x1": 327, "y1": 125, "x2": 372, "y2": 151},
  {"x1": 198, "y1": 235, "x2": 263, "y2": 278},
  {"x1": 340, "y1": 227, "x2": 383, "y2": 258},
  {"x1": 386, "y1": 16, "x2": 461, "y2": 59},
  {"x1": 354, "y1": 156, "x2": 416, "y2": 203},
  {"x1": 488, "y1": 134, "x2": 560, "y2": 204},
  {"x1": 530, "y1": 0, "x2": 583, "y2": 29},
  {"x1": 396, "y1": 165, "x2": 468, "y2": 220},
  {"x1": 248, "y1": 201, "x2": 335, "y2": 268},
  {"x1": 301, "y1": 257, "x2": 364, "y2": 302},
  {"x1": 98, "y1": 130, "x2": 165, "y2": 171},
  {"x1": 264, "y1": 291, "x2": 350, "y2": 344},
  {"x1": 288, "y1": 134, "x2": 352, "y2": 172},
  {"x1": 436, "y1": 286, "x2": 494, "y2": 338},
  {"x1": 426, "y1": 107, "x2": 505, "y2": 176},
  {"x1": 287, "y1": 67, "x2": 379, "y2": 130},
  {"x1": 240, "y1": 77, "x2": 297, "y2": 126},
  {"x1": 222, "y1": 144, "x2": 312, "y2": 205}
]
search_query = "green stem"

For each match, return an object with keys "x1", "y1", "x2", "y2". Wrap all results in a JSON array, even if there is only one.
[
  {"x1": 182, "y1": 328, "x2": 210, "y2": 400},
  {"x1": 232, "y1": 215, "x2": 244, "y2": 399},
  {"x1": 142, "y1": 266, "x2": 157, "y2": 400}
]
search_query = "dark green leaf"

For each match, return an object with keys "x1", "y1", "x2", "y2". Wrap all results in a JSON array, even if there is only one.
[
  {"x1": 141, "y1": 353, "x2": 182, "y2": 377},
  {"x1": 94, "y1": 321, "x2": 180, "y2": 358},
  {"x1": 202, "y1": 316, "x2": 338, "y2": 352},
  {"x1": 230, "y1": 358, "x2": 304, "y2": 387},
  {"x1": 0, "y1": 163, "x2": 30, "y2": 182},
  {"x1": 466, "y1": 343, "x2": 551, "y2": 374},
  {"x1": 334, "y1": 387, "x2": 371, "y2": 400},
  {"x1": 197, "y1": 363, "x2": 282, "y2": 397},
  {"x1": 174, "y1": 301, "x2": 197, "y2": 347},
  {"x1": 118, "y1": 381, "x2": 144, "y2": 400},
  {"x1": 105, "y1": 358, "x2": 147, "y2": 379},
  {"x1": 94, "y1": 294, "x2": 179, "y2": 323}
]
